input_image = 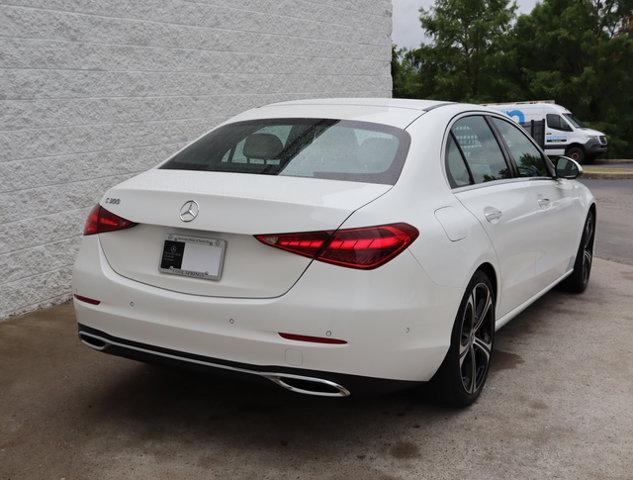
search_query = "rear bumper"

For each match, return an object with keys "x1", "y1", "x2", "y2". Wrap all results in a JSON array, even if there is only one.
[
  {"x1": 77, "y1": 324, "x2": 418, "y2": 396},
  {"x1": 72, "y1": 235, "x2": 459, "y2": 386}
]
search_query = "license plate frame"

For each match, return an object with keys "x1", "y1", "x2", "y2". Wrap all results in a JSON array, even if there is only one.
[{"x1": 159, "y1": 234, "x2": 226, "y2": 281}]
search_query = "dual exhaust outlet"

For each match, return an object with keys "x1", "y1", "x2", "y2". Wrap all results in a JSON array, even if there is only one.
[{"x1": 79, "y1": 331, "x2": 351, "y2": 398}]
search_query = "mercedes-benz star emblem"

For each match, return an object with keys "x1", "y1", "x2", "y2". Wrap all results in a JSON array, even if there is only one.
[{"x1": 179, "y1": 200, "x2": 199, "y2": 222}]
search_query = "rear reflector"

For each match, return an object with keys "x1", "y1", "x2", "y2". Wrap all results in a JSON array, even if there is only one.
[
  {"x1": 73, "y1": 294, "x2": 101, "y2": 305},
  {"x1": 279, "y1": 332, "x2": 347, "y2": 345},
  {"x1": 256, "y1": 223, "x2": 419, "y2": 270},
  {"x1": 83, "y1": 205, "x2": 137, "y2": 236}
]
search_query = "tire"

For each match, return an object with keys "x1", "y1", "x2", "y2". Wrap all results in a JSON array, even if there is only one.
[
  {"x1": 566, "y1": 146, "x2": 585, "y2": 164},
  {"x1": 432, "y1": 271, "x2": 495, "y2": 408},
  {"x1": 558, "y1": 210, "x2": 595, "y2": 293}
]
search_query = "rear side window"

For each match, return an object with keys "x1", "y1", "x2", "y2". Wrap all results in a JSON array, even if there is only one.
[
  {"x1": 161, "y1": 119, "x2": 410, "y2": 185},
  {"x1": 445, "y1": 134, "x2": 472, "y2": 187},
  {"x1": 491, "y1": 117, "x2": 550, "y2": 178},
  {"x1": 451, "y1": 116, "x2": 511, "y2": 184}
]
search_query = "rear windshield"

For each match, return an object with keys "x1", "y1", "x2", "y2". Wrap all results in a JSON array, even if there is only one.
[{"x1": 160, "y1": 118, "x2": 411, "y2": 185}]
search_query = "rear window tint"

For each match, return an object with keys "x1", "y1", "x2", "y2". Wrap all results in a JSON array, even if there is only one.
[{"x1": 160, "y1": 119, "x2": 411, "y2": 185}]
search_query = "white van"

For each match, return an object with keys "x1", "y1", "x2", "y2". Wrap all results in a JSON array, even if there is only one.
[{"x1": 484, "y1": 101, "x2": 607, "y2": 163}]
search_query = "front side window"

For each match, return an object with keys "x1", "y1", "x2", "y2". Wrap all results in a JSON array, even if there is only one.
[
  {"x1": 451, "y1": 116, "x2": 511, "y2": 184},
  {"x1": 491, "y1": 117, "x2": 549, "y2": 178},
  {"x1": 546, "y1": 114, "x2": 572, "y2": 131},
  {"x1": 161, "y1": 119, "x2": 410, "y2": 185},
  {"x1": 563, "y1": 113, "x2": 584, "y2": 128}
]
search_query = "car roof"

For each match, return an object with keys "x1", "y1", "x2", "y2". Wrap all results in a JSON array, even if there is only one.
[
  {"x1": 226, "y1": 98, "x2": 454, "y2": 129},
  {"x1": 267, "y1": 97, "x2": 448, "y2": 111}
]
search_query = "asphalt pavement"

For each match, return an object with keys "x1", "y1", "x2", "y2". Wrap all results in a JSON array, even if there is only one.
[
  {"x1": 1, "y1": 179, "x2": 632, "y2": 480},
  {"x1": 580, "y1": 179, "x2": 633, "y2": 265}
]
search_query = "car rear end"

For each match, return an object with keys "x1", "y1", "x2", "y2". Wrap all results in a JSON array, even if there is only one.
[{"x1": 72, "y1": 105, "x2": 448, "y2": 396}]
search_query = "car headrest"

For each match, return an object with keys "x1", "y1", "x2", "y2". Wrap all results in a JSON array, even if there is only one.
[{"x1": 243, "y1": 133, "x2": 284, "y2": 159}]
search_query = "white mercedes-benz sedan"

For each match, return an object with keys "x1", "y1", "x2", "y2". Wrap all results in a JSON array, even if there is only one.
[{"x1": 73, "y1": 98, "x2": 596, "y2": 406}]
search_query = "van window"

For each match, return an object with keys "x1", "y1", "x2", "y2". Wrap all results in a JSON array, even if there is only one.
[
  {"x1": 546, "y1": 114, "x2": 572, "y2": 131},
  {"x1": 491, "y1": 118, "x2": 549, "y2": 178},
  {"x1": 451, "y1": 116, "x2": 511, "y2": 184},
  {"x1": 563, "y1": 113, "x2": 584, "y2": 128}
]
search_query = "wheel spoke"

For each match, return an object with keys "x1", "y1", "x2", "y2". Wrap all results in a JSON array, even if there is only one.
[
  {"x1": 460, "y1": 295, "x2": 475, "y2": 358},
  {"x1": 583, "y1": 249, "x2": 592, "y2": 282},
  {"x1": 584, "y1": 250, "x2": 592, "y2": 267},
  {"x1": 474, "y1": 288, "x2": 492, "y2": 332},
  {"x1": 460, "y1": 345, "x2": 469, "y2": 366},
  {"x1": 473, "y1": 336, "x2": 491, "y2": 362},
  {"x1": 460, "y1": 344, "x2": 473, "y2": 392},
  {"x1": 584, "y1": 219, "x2": 594, "y2": 248},
  {"x1": 469, "y1": 346, "x2": 477, "y2": 393},
  {"x1": 468, "y1": 291, "x2": 477, "y2": 323}
]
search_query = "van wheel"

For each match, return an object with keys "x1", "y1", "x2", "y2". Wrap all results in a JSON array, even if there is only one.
[
  {"x1": 566, "y1": 146, "x2": 585, "y2": 164},
  {"x1": 431, "y1": 271, "x2": 495, "y2": 408}
]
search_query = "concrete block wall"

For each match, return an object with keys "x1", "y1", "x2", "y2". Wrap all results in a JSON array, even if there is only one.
[{"x1": 0, "y1": 0, "x2": 393, "y2": 319}]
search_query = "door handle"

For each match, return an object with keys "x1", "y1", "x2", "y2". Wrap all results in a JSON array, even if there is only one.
[
  {"x1": 538, "y1": 198, "x2": 551, "y2": 208},
  {"x1": 484, "y1": 207, "x2": 502, "y2": 223}
]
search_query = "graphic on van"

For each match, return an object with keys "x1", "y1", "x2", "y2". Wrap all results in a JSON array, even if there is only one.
[{"x1": 505, "y1": 109, "x2": 525, "y2": 123}]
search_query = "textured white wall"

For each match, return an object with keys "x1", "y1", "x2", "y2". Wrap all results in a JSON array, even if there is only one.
[{"x1": 0, "y1": 0, "x2": 393, "y2": 319}]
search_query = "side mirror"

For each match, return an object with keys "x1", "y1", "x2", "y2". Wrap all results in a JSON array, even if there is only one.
[{"x1": 555, "y1": 156, "x2": 583, "y2": 179}]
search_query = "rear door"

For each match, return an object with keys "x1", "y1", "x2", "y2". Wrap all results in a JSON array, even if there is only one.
[
  {"x1": 448, "y1": 115, "x2": 543, "y2": 317},
  {"x1": 489, "y1": 116, "x2": 582, "y2": 286}
]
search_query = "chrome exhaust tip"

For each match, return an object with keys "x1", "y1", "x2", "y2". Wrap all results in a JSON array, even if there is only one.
[
  {"x1": 79, "y1": 332, "x2": 108, "y2": 351},
  {"x1": 77, "y1": 329, "x2": 351, "y2": 397},
  {"x1": 264, "y1": 373, "x2": 351, "y2": 397}
]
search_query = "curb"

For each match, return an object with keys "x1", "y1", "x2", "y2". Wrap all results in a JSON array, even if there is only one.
[
  {"x1": 593, "y1": 159, "x2": 633, "y2": 165},
  {"x1": 582, "y1": 171, "x2": 633, "y2": 179}
]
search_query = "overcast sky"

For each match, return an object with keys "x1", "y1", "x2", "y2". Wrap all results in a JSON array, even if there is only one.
[{"x1": 392, "y1": 0, "x2": 540, "y2": 49}]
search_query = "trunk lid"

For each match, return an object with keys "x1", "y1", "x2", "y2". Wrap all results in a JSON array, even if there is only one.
[{"x1": 98, "y1": 169, "x2": 390, "y2": 298}]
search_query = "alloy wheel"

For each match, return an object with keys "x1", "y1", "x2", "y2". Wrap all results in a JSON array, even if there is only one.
[{"x1": 459, "y1": 282, "x2": 494, "y2": 394}]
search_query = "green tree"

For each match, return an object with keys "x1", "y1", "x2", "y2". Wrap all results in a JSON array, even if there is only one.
[
  {"x1": 595, "y1": 0, "x2": 633, "y2": 35},
  {"x1": 505, "y1": 0, "x2": 633, "y2": 156},
  {"x1": 392, "y1": 0, "x2": 633, "y2": 157},
  {"x1": 413, "y1": 0, "x2": 517, "y2": 101}
]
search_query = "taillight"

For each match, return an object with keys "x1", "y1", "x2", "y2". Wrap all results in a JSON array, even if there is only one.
[
  {"x1": 255, "y1": 223, "x2": 418, "y2": 270},
  {"x1": 83, "y1": 205, "x2": 137, "y2": 236}
]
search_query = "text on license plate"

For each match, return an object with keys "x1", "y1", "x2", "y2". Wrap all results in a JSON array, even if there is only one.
[{"x1": 159, "y1": 235, "x2": 226, "y2": 281}]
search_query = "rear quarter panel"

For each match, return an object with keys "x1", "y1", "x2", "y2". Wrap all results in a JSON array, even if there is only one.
[{"x1": 341, "y1": 106, "x2": 499, "y2": 322}]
